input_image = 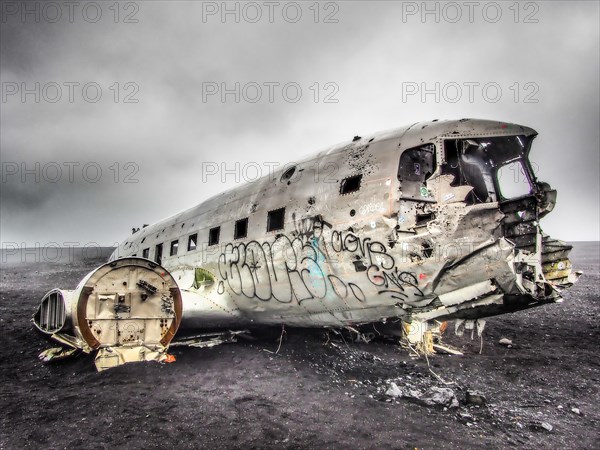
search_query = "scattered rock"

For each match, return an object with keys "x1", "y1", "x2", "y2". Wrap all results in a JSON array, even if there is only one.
[
  {"x1": 404, "y1": 388, "x2": 422, "y2": 400},
  {"x1": 541, "y1": 422, "x2": 553, "y2": 432},
  {"x1": 571, "y1": 407, "x2": 581, "y2": 415},
  {"x1": 465, "y1": 390, "x2": 487, "y2": 406},
  {"x1": 457, "y1": 411, "x2": 474, "y2": 424},
  {"x1": 531, "y1": 421, "x2": 553, "y2": 432},
  {"x1": 420, "y1": 387, "x2": 459, "y2": 408},
  {"x1": 385, "y1": 382, "x2": 402, "y2": 398},
  {"x1": 383, "y1": 382, "x2": 458, "y2": 408},
  {"x1": 499, "y1": 338, "x2": 513, "y2": 346}
]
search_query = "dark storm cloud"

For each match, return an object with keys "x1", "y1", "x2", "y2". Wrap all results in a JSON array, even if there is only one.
[
  {"x1": 0, "y1": 176, "x2": 53, "y2": 211},
  {"x1": 1, "y1": 1, "x2": 598, "y2": 245}
]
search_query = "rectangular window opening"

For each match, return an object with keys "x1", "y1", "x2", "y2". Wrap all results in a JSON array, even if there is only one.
[
  {"x1": 496, "y1": 160, "x2": 532, "y2": 200},
  {"x1": 188, "y1": 233, "x2": 197, "y2": 251},
  {"x1": 142, "y1": 248, "x2": 149, "y2": 259},
  {"x1": 267, "y1": 207, "x2": 285, "y2": 232},
  {"x1": 340, "y1": 174, "x2": 362, "y2": 194},
  {"x1": 155, "y1": 243, "x2": 163, "y2": 265},
  {"x1": 209, "y1": 226, "x2": 220, "y2": 246},
  {"x1": 170, "y1": 240, "x2": 179, "y2": 256},
  {"x1": 234, "y1": 218, "x2": 248, "y2": 240}
]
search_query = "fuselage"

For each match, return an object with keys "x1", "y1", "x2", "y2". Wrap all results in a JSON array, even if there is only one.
[{"x1": 108, "y1": 118, "x2": 576, "y2": 330}]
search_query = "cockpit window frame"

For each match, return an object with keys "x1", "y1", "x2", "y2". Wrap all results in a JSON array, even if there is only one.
[{"x1": 440, "y1": 135, "x2": 537, "y2": 205}]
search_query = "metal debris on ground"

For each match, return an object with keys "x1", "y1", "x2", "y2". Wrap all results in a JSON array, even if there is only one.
[
  {"x1": 170, "y1": 330, "x2": 248, "y2": 348},
  {"x1": 465, "y1": 390, "x2": 487, "y2": 406},
  {"x1": 383, "y1": 380, "x2": 459, "y2": 408}
]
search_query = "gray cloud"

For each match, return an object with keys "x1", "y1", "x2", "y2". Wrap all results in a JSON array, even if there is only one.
[{"x1": 1, "y1": 1, "x2": 598, "y2": 245}]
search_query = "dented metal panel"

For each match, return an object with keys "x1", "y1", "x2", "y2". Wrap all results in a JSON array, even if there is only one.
[{"x1": 33, "y1": 119, "x2": 581, "y2": 369}]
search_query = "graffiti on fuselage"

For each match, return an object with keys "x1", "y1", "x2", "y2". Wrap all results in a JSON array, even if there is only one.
[
  {"x1": 216, "y1": 234, "x2": 366, "y2": 304},
  {"x1": 329, "y1": 229, "x2": 424, "y2": 301},
  {"x1": 216, "y1": 215, "x2": 424, "y2": 305}
]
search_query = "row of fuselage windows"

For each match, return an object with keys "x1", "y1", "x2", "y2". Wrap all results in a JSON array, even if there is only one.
[
  {"x1": 132, "y1": 173, "x2": 365, "y2": 264},
  {"x1": 134, "y1": 206, "x2": 287, "y2": 263}
]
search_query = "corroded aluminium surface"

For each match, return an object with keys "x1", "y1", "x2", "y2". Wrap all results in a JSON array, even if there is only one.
[
  {"x1": 34, "y1": 118, "x2": 580, "y2": 369},
  {"x1": 111, "y1": 119, "x2": 578, "y2": 327}
]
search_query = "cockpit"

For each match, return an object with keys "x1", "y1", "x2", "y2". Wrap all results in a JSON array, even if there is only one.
[{"x1": 441, "y1": 135, "x2": 536, "y2": 204}]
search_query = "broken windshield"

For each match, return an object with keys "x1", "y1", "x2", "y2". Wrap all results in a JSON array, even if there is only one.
[{"x1": 442, "y1": 135, "x2": 535, "y2": 204}]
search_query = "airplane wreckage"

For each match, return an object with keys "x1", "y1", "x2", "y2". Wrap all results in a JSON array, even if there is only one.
[{"x1": 33, "y1": 119, "x2": 581, "y2": 370}]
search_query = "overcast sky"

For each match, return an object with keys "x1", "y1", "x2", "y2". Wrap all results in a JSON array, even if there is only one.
[{"x1": 1, "y1": 0, "x2": 598, "y2": 247}]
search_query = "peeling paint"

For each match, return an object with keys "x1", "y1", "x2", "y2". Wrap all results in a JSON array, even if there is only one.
[{"x1": 33, "y1": 119, "x2": 581, "y2": 369}]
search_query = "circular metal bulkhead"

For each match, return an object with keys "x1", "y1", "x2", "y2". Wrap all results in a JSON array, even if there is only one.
[{"x1": 71, "y1": 258, "x2": 182, "y2": 350}]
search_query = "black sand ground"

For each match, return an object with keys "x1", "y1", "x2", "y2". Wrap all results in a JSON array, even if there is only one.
[{"x1": 0, "y1": 243, "x2": 598, "y2": 449}]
